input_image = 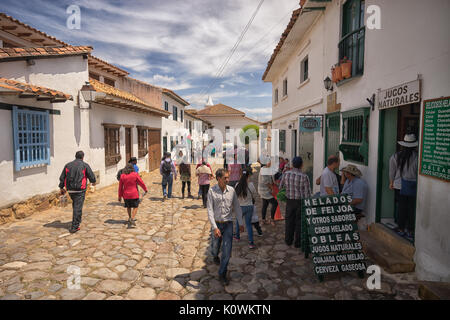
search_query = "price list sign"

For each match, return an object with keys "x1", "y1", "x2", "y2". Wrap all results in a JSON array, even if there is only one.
[
  {"x1": 302, "y1": 195, "x2": 366, "y2": 281},
  {"x1": 420, "y1": 96, "x2": 450, "y2": 182}
]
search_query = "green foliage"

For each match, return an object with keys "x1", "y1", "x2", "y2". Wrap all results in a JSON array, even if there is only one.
[{"x1": 239, "y1": 125, "x2": 260, "y2": 144}]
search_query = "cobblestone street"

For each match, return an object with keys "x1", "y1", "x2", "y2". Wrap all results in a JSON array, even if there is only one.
[{"x1": 0, "y1": 165, "x2": 420, "y2": 300}]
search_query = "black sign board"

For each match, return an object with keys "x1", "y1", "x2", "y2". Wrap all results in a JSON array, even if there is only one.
[{"x1": 301, "y1": 194, "x2": 366, "y2": 281}]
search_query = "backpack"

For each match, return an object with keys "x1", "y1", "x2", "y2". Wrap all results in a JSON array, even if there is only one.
[
  {"x1": 162, "y1": 161, "x2": 172, "y2": 175},
  {"x1": 116, "y1": 168, "x2": 124, "y2": 181}
]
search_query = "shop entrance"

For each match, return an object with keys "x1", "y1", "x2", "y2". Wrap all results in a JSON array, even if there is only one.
[
  {"x1": 376, "y1": 103, "x2": 420, "y2": 235},
  {"x1": 299, "y1": 130, "x2": 314, "y2": 189}
]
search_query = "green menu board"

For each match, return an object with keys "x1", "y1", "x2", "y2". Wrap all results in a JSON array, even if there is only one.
[
  {"x1": 420, "y1": 96, "x2": 450, "y2": 182},
  {"x1": 302, "y1": 195, "x2": 366, "y2": 281}
]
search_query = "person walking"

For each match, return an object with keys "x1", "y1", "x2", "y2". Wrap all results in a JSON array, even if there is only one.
[
  {"x1": 196, "y1": 160, "x2": 213, "y2": 208},
  {"x1": 207, "y1": 169, "x2": 244, "y2": 285},
  {"x1": 389, "y1": 134, "x2": 418, "y2": 241},
  {"x1": 59, "y1": 151, "x2": 96, "y2": 234},
  {"x1": 228, "y1": 153, "x2": 242, "y2": 188},
  {"x1": 118, "y1": 164, "x2": 148, "y2": 228},
  {"x1": 196, "y1": 158, "x2": 212, "y2": 200},
  {"x1": 258, "y1": 162, "x2": 278, "y2": 226},
  {"x1": 234, "y1": 166, "x2": 258, "y2": 248},
  {"x1": 279, "y1": 157, "x2": 311, "y2": 248},
  {"x1": 178, "y1": 151, "x2": 192, "y2": 199},
  {"x1": 160, "y1": 152, "x2": 177, "y2": 201}
]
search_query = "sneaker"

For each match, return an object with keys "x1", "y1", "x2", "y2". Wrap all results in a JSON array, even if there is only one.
[
  {"x1": 131, "y1": 219, "x2": 136, "y2": 227},
  {"x1": 213, "y1": 256, "x2": 220, "y2": 265},
  {"x1": 405, "y1": 232, "x2": 414, "y2": 242},
  {"x1": 256, "y1": 229, "x2": 263, "y2": 237},
  {"x1": 395, "y1": 228, "x2": 406, "y2": 237},
  {"x1": 163, "y1": 195, "x2": 167, "y2": 202},
  {"x1": 233, "y1": 236, "x2": 240, "y2": 242},
  {"x1": 249, "y1": 243, "x2": 256, "y2": 249},
  {"x1": 69, "y1": 227, "x2": 80, "y2": 234}
]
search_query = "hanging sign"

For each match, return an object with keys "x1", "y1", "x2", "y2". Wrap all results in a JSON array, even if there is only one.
[
  {"x1": 378, "y1": 79, "x2": 421, "y2": 110},
  {"x1": 302, "y1": 194, "x2": 367, "y2": 280},
  {"x1": 420, "y1": 96, "x2": 450, "y2": 182},
  {"x1": 299, "y1": 117, "x2": 321, "y2": 132}
]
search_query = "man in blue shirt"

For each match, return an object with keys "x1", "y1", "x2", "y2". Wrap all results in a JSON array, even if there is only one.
[
  {"x1": 341, "y1": 165, "x2": 367, "y2": 216},
  {"x1": 129, "y1": 157, "x2": 139, "y2": 173}
]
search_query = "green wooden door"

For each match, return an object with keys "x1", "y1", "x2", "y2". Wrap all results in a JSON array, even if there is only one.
[
  {"x1": 325, "y1": 112, "x2": 341, "y2": 166},
  {"x1": 377, "y1": 108, "x2": 398, "y2": 221}
]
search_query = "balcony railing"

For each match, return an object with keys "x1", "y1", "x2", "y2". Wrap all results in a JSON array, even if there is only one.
[{"x1": 338, "y1": 26, "x2": 365, "y2": 77}]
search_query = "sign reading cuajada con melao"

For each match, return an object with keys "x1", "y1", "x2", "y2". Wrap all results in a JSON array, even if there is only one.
[{"x1": 302, "y1": 194, "x2": 367, "y2": 279}]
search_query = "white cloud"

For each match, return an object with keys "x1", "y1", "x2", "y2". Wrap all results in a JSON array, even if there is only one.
[{"x1": 141, "y1": 74, "x2": 193, "y2": 91}]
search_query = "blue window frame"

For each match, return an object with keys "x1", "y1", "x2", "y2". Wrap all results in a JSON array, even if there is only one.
[
  {"x1": 12, "y1": 106, "x2": 50, "y2": 171},
  {"x1": 173, "y1": 106, "x2": 178, "y2": 121},
  {"x1": 164, "y1": 101, "x2": 169, "y2": 111}
]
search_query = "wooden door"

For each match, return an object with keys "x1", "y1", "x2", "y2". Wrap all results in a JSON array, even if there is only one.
[
  {"x1": 148, "y1": 129, "x2": 161, "y2": 171},
  {"x1": 325, "y1": 112, "x2": 341, "y2": 167},
  {"x1": 125, "y1": 128, "x2": 132, "y2": 163}
]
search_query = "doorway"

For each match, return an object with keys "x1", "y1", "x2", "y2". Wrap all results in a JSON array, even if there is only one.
[
  {"x1": 299, "y1": 131, "x2": 314, "y2": 189},
  {"x1": 125, "y1": 127, "x2": 132, "y2": 163},
  {"x1": 325, "y1": 112, "x2": 341, "y2": 166},
  {"x1": 292, "y1": 129, "x2": 298, "y2": 158},
  {"x1": 148, "y1": 129, "x2": 162, "y2": 171},
  {"x1": 376, "y1": 103, "x2": 420, "y2": 235}
]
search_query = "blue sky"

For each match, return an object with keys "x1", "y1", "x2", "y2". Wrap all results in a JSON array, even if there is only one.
[{"x1": 1, "y1": 0, "x2": 300, "y2": 121}]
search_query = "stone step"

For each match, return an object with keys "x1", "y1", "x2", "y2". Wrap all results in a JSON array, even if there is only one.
[
  {"x1": 418, "y1": 281, "x2": 450, "y2": 300},
  {"x1": 367, "y1": 223, "x2": 415, "y2": 261},
  {"x1": 359, "y1": 230, "x2": 415, "y2": 274}
]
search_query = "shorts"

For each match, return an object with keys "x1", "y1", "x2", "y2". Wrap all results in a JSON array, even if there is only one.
[{"x1": 124, "y1": 198, "x2": 140, "y2": 208}]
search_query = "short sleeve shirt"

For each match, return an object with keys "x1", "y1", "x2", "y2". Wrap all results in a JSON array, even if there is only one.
[
  {"x1": 342, "y1": 177, "x2": 367, "y2": 210},
  {"x1": 258, "y1": 172, "x2": 274, "y2": 199},
  {"x1": 320, "y1": 167, "x2": 339, "y2": 196}
]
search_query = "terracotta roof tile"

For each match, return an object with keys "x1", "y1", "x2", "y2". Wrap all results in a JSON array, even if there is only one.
[
  {"x1": 0, "y1": 78, "x2": 72, "y2": 101},
  {"x1": 0, "y1": 12, "x2": 69, "y2": 46},
  {"x1": 89, "y1": 78, "x2": 169, "y2": 116},
  {"x1": 262, "y1": 0, "x2": 306, "y2": 81},
  {"x1": 88, "y1": 55, "x2": 129, "y2": 77},
  {"x1": 0, "y1": 46, "x2": 92, "y2": 61},
  {"x1": 197, "y1": 104, "x2": 245, "y2": 116},
  {"x1": 162, "y1": 88, "x2": 189, "y2": 106}
]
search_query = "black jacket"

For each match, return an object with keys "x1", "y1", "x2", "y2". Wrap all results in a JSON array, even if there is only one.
[{"x1": 59, "y1": 159, "x2": 96, "y2": 191}]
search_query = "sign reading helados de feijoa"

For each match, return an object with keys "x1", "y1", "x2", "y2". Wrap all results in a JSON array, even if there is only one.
[
  {"x1": 420, "y1": 96, "x2": 450, "y2": 182},
  {"x1": 299, "y1": 117, "x2": 321, "y2": 132},
  {"x1": 302, "y1": 195, "x2": 366, "y2": 277},
  {"x1": 378, "y1": 79, "x2": 421, "y2": 110}
]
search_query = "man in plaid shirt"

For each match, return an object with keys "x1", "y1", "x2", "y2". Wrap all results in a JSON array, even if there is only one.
[{"x1": 279, "y1": 156, "x2": 311, "y2": 247}]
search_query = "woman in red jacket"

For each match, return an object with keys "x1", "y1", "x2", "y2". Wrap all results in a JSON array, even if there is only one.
[{"x1": 118, "y1": 164, "x2": 148, "y2": 228}]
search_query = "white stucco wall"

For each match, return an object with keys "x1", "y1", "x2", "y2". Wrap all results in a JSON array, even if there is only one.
[{"x1": 0, "y1": 56, "x2": 89, "y2": 207}]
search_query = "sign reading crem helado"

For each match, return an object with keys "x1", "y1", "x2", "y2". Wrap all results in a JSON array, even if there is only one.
[{"x1": 378, "y1": 79, "x2": 421, "y2": 110}]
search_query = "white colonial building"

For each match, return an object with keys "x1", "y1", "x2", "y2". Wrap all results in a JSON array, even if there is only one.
[{"x1": 264, "y1": 0, "x2": 450, "y2": 282}]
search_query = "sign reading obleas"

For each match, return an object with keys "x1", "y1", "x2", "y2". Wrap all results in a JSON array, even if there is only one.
[
  {"x1": 420, "y1": 96, "x2": 450, "y2": 182},
  {"x1": 302, "y1": 194, "x2": 366, "y2": 280}
]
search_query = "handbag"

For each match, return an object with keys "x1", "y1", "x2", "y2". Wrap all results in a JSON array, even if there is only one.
[{"x1": 400, "y1": 178, "x2": 417, "y2": 197}]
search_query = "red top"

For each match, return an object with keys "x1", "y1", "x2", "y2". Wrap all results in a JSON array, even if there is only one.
[{"x1": 118, "y1": 172, "x2": 148, "y2": 199}]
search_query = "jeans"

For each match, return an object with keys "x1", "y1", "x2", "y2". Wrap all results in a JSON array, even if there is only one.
[
  {"x1": 210, "y1": 221, "x2": 233, "y2": 276},
  {"x1": 235, "y1": 205, "x2": 255, "y2": 244},
  {"x1": 162, "y1": 173, "x2": 173, "y2": 197},
  {"x1": 69, "y1": 191, "x2": 86, "y2": 229},
  {"x1": 285, "y1": 199, "x2": 302, "y2": 247},
  {"x1": 261, "y1": 197, "x2": 278, "y2": 220},
  {"x1": 398, "y1": 194, "x2": 416, "y2": 232},
  {"x1": 182, "y1": 181, "x2": 191, "y2": 195},
  {"x1": 200, "y1": 184, "x2": 210, "y2": 207}
]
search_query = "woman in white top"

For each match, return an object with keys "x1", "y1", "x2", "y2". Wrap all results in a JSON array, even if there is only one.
[{"x1": 234, "y1": 166, "x2": 258, "y2": 249}]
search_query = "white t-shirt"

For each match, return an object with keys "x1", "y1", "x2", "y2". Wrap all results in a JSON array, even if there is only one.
[
  {"x1": 320, "y1": 167, "x2": 339, "y2": 196},
  {"x1": 236, "y1": 182, "x2": 257, "y2": 206}
]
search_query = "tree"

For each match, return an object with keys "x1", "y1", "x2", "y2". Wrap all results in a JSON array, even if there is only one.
[{"x1": 239, "y1": 124, "x2": 260, "y2": 145}]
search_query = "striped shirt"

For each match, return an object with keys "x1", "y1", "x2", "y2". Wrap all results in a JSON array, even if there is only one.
[{"x1": 279, "y1": 168, "x2": 311, "y2": 200}]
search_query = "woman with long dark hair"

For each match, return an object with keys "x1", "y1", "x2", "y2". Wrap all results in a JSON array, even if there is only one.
[
  {"x1": 234, "y1": 166, "x2": 258, "y2": 249},
  {"x1": 118, "y1": 164, "x2": 148, "y2": 228},
  {"x1": 389, "y1": 134, "x2": 418, "y2": 241}
]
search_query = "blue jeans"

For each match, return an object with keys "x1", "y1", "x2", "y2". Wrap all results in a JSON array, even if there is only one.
[
  {"x1": 235, "y1": 205, "x2": 255, "y2": 244},
  {"x1": 210, "y1": 221, "x2": 233, "y2": 276},
  {"x1": 162, "y1": 173, "x2": 173, "y2": 198}
]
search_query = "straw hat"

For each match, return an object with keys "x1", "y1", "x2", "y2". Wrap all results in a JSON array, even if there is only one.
[
  {"x1": 341, "y1": 164, "x2": 362, "y2": 177},
  {"x1": 398, "y1": 134, "x2": 418, "y2": 147}
]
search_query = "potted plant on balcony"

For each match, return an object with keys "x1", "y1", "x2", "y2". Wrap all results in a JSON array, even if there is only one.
[
  {"x1": 341, "y1": 57, "x2": 352, "y2": 79},
  {"x1": 335, "y1": 63, "x2": 343, "y2": 82}
]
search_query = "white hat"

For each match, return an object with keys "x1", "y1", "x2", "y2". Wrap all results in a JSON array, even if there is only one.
[{"x1": 398, "y1": 134, "x2": 418, "y2": 147}]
